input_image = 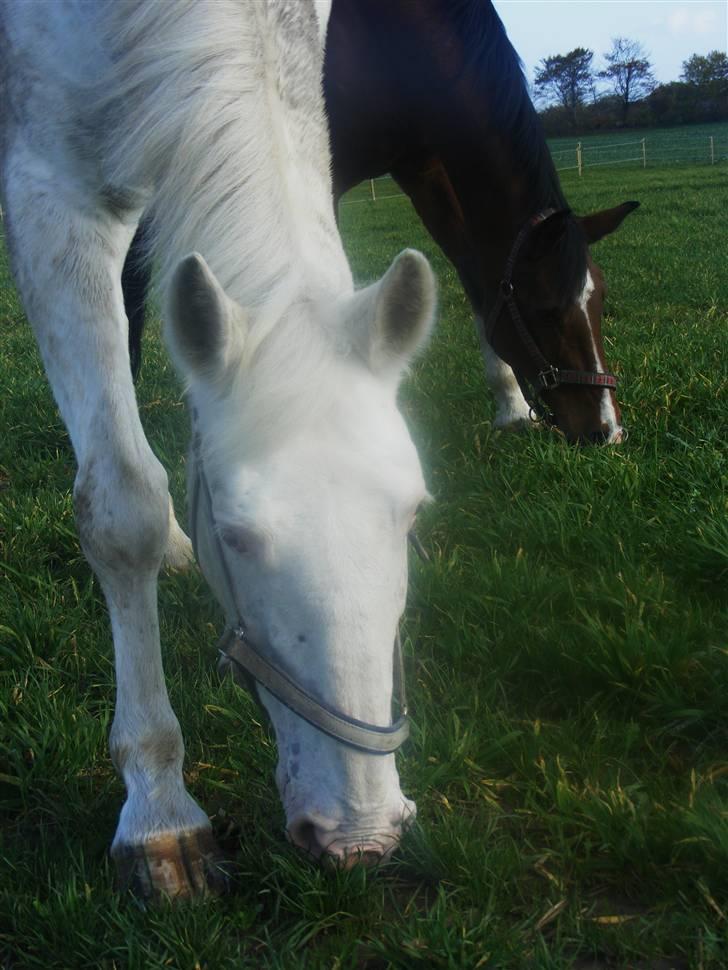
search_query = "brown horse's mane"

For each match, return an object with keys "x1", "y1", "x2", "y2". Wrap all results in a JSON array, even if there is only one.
[
  {"x1": 444, "y1": 0, "x2": 568, "y2": 208},
  {"x1": 425, "y1": 0, "x2": 586, "y2": 302}
]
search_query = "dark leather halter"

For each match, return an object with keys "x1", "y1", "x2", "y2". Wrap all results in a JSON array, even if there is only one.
[
  {"x1": 483, "y1": 209, "x2": 618, "y2": 423},
  {"x1": 188, "y1": 435, "x2": 410, "y2": 756}
]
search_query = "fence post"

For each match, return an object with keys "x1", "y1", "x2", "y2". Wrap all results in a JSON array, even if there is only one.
[
  {"x1": 641, "y1": 138, "x2": 646, "y2": 168},
  {"x1": 576, "y1": 142, "x2": 582, "y2": 177},
  {"x1": 369, "y1": 178, "x2": 376, "y2": 202},
  {"x1": 710, "y1": 136, "x2": 715, "y2": 165}
]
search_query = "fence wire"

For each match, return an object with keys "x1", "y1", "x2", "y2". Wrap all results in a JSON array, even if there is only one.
[
  {"x1": 341, "y1": 132, "x2": 727, "y2": 205},
  {"x1": 555, "y1": 134, "x2": 727, "y2": 174}
]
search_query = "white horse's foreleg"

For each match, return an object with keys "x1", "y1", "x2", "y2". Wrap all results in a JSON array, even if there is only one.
[
  {"x1": 4, "y1": 157, "x2": 224, "y2": 897},
  {"x1": 475, "y1": 315, "x2": 532, "y2": 430}
]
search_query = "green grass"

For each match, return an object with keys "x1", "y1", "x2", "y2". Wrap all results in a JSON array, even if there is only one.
[{"x1": 1, "y1": 162, "x2": 727, "y2": 968}]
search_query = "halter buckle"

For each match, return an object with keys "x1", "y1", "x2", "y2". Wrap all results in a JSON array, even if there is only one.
[
  {"x1": 500, "y1": 279, "x2": 514, "y2": 297},
  {"x1": 538, "y1": 366, "x2": 560, "y2": 391}
]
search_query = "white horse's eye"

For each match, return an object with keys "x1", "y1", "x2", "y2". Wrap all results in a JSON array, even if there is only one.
[
  {"x1": 219, "y1": 522, "x2": 275, "y2": 568},
  {"x1": 220, "y1": 525, "x2": 259, "y2": 557}
]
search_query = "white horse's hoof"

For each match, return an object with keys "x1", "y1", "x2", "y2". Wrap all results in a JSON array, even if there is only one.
[
  {"x1": 164, "y1": 526, "x2": 194, "y2": 571},
  {"x1": 164, "y1": 498, "x2": 195, "y2": 571},
  {"x1": 493, "y1": 411, "x2": 533, "y2": 432},
  {"x1": 112, "y1": 828, "x2": 231, "y2": 900}
]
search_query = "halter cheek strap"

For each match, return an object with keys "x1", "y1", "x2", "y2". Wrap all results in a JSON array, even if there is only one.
[
  {"x1": 188, "y1": 440, "x2": 410, "y2": 756},
  {"x1": 483, "y1": 209, "x2": 618, "y2": 421}
]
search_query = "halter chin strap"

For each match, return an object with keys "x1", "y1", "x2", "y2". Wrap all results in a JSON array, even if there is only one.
[
  {"x1": 188, "y1": 436, "x2": 410, "y2": 756},
  {"x1": 483, "y1": 209, "x2": 617, "y2": 422}
]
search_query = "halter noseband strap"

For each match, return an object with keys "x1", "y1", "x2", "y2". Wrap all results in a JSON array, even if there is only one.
[
  {"x1": 188, "y1": 440, "x2": 410, "y2": 756},
  {"x1": 218, "y1": 626, "x2": 409, "y2": 754},
  {"x1": 483, "y1": 209, "x2": 617, "y2": 420}
]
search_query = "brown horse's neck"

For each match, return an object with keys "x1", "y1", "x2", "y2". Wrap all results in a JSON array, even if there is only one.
[
  {"x1": 325, "y1": 0, "x2": 568, "y2": 313},
  {"x1": 392, "y1": 137, "x2": 562, "y2": 313}
]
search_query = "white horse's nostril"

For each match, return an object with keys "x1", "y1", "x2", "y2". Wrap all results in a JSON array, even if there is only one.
[
  {"x1": 325, "y1": 847, "x2": 385, "y2": 871},
  {"x1": 287, "y1": 817, "x2": 323, "y2": 857},
  {"x1": 287, "y1": 814, "x2": 400, "y2": 866}
]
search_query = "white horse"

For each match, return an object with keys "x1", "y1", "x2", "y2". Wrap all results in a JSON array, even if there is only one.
[{"x1": 1, "y1": 0, "x2": 436, "y2": 897}]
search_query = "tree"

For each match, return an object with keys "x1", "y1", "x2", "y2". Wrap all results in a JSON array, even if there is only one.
[
  {"x1": 534, "y1": 48, "x2": 595, "y2": 125},
  {"x1": 681, "y1": 51, "x2": 728, "y2": 86},
  {"x1": 598, "y1": 38, "x2": 656, "y2": 123}
]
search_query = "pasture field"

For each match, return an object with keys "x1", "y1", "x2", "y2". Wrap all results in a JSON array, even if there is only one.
[
  {"x1": 549, "y1": 121, "x2": 728, "y2": 171},
  {"x1": 345, "y1": 122, "x2": 728, "y2": 205},
  {"x1": 1, "y1": 163, "x2": 727, "y2": 968}
]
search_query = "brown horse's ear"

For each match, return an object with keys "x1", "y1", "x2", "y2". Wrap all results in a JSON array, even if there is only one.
[
  {"x1": 524, "y1": 209, "x2": 572, "y2": 258},
  {"x1": 579, "y1": 201, "x2": 639, "y2": 245}
]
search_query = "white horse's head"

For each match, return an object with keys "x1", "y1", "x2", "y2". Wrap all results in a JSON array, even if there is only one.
[{"x1": 166, "y1": 249, "x2": 436, "y2": 866}]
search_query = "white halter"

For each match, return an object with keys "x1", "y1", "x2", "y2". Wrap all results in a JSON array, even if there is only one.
[{"x1": 187, "y1": 433, "x2": 411, "y2": 755}]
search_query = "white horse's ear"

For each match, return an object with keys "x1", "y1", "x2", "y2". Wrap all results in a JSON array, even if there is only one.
[
  {"x1": 346, "y1": 249, "x2": 436, "y2": 380},
  {"x1": 166, "y1": 253, "x2": 246, "y2": 379}
]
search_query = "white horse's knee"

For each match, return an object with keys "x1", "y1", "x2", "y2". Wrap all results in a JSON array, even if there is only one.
[
  {"x1": 110, "y1": 716, "x2": 184, "y2": 777},
  {"x1": 73, "y1": 454, "x2": 170, "y2": 575}
]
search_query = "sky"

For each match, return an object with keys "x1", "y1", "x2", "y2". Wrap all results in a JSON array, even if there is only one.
[{"x1": 492, "y1": 0, "x2": 728, "y2": 87}]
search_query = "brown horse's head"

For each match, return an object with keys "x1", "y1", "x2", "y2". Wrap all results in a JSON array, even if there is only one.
[{"x1": 485, "y1": 202, "x2": 638, "y2": 444}]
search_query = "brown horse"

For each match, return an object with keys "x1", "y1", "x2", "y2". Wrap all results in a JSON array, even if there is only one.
[{"x1": 125, "y1": 0, "x2": 638, "y2": 443}]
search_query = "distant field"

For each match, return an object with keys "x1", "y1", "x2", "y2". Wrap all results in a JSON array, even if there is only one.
[
  {"x1": 2, "y1": 163, "x2": 727, "y2": 968},
  {"x1": 549, "y1": 119, "x2": 728, "y2": 150},
  {"x1": 344, "y1": 122, "x2": 728, "y2": 203},
  {"x1": 550, "y1": 121, "x2": 728, "y2": 173}
]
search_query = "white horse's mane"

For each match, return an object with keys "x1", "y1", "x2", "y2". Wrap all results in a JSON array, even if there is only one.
[
  {"x1": 95, "y1": 0, "x2": 350, "y2": 310},
  {"x1": 89, "y1": 0, "x2": 357, "y2": 458}
]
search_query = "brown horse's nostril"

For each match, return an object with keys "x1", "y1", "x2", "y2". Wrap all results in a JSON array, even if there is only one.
[{"x1": 572, "y1": 425, "x2": 624, "y2": 446}]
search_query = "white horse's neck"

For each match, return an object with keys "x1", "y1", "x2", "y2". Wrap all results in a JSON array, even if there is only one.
[{"x1": 99, "y1": 0, "x2": 351, "y2": 309}]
